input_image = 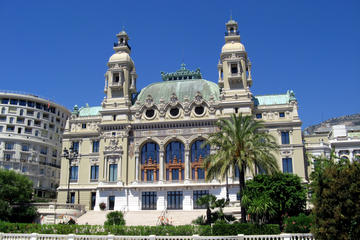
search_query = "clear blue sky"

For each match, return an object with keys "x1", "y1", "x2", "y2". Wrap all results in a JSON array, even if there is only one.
[{"x1": 0, "y1": 0, "x2": 359, "y2": 128}]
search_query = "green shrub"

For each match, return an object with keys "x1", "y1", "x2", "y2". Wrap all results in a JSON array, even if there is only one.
[
  {"x1": 0, "y1": 221, "x2": 280, "y2": 236},
  {"x1": 104, "y1": 211, "x2": 125, "y2": 226},
  {"x1": 283, "y1": 213, "x2": 313, "y2": 233},
  {"x1": 212, "y1": 222, "x2": 280, "y2": 235}
]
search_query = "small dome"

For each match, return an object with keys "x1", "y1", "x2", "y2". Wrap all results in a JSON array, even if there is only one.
[
  {"x1": 222, "y1": 42, "x2": 245, "y2": 52},
  {"x1": 108, "y1": 52, "x2": 131, "y2": 63}
]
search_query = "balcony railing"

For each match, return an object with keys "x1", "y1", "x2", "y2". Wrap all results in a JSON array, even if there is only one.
[{"x1": 225, "y1": 31, "x2": 240, "y2": 36}]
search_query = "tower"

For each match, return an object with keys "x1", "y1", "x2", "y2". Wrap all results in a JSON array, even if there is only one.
[
  {"x1": 103, "y1": 30, "x2": 137, "y2": 110},
  {"x1": 218, "y1": 19, "x2": 253, "y2": 104}
]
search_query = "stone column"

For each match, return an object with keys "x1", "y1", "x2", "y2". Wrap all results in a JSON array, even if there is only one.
[
  {"x1": 185, "y1": 150, "x2": 190, "y2": 181},
  {"x1": 159, "y1": 150, "x2": 164, "y2": 182},
  {"x1": 123, "y1": 68, "x2": 129, "y2": 98},
  {"x1": 350, "y1": 149, "x2": 354, "y2": 161},
  {"x1": 117, "y1": 156, "x2": 121, "y2": 181},
  {"x1": 135, "y1": 153, "x2": 139, "y2": 182},
  {"x1": 240, "y1": 58, "x2": 246, "y2": 88}
]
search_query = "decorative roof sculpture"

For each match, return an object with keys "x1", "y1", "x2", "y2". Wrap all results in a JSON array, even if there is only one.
[{"x1": 161, "y1": 63, "x2": 202, "y2": 81}]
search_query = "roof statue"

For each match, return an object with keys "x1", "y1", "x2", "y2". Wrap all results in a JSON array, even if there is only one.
[{"x1": 161, "y1": 63, "x2": 202, "y2": 81}]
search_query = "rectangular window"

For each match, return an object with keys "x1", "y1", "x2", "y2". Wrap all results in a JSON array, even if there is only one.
[
  {"x1": 27, "y1": 101, "x2": 34, "y2": 107},
  {"x1": 108, "y1": 196, "x2": 115, "y2": 210},
  {"x1": 40, "y1": 147, "x2": 47, "y2": 155},
  {"x1": 142, "y1": 192, "x2": 157, "y2": 210},
  {"x1": 10, "y1": 99, "x2": 18, "y2": 105},
  {"x1": 1, "y1": 98, "x2": 9, "y2": 104},
  {"x1": 92, "y1": 140, "x2": 100, "y2": 153},
  {"x1": 256, "y1": 113, "x2": 262, "y2": 119},
  {"x1": 4, "y1": 153, "x2": 12, "y2": 161},
  {"x1": 82, "y1": 123, "x2": 86, "y2": 129},
  {"x1": 167, "y1": 191, "x2": 183, "y2": 210},
  {"x1": 16, "y1": 117, "x2": 25, "y2": 123},
  {"x1": 72, "y1": 141, "x2": 79, "y2": 153},
  {"x1": 70, "y1": 192, "x2": 75, "y2": 204},
  {"x1": 34, "y1": 120, "x2": 41, "y2": 126},
  {"x1": 172, "y1": 169, "x2": 179, "y2": 180},
  {"x1": 90, "y1": 165, "x2": 99, "y2": 180},
  {"x1": 0, "y1": 116, "x2": 6, "y2": 122},
  {"x1": 19, "y1": 100, "x2": 26, "y2": 106},
  {"x1": 5, "y1": 142, "x2": 14, "y2": 150},
  {"x1": 22, "y1": 144, "x2": 29, "y2": 151},
  {"x1": 282, "y1": 158, "x2": 293, "y2": 173},
  {"x1": 109, "y1": 164, "x2": 117, "y2": 182},
  {"x1": 6, "y1": 125, "x2": 14, "y2": 132},
  {"x1": 281, "y1": 131, "x2": 290, "y2": 145},
  {"x1": 27, "y1": 110, "x2": 34, "y2": 116},
  {"x1": 25, "y1": 128, "x2": 32, "y2": 134},
  {"x1": 231, "y1": 64, "x2": 238, "y2": 74},
  {"x1": 193, "y1": 190, "x2": 209, "y2": 209},
  {"x1": 70, "y1": 166, "x2": 78, "y2": 181},
  {"x1": 91, "y1": 192, "x2": 96, "y2": 210},
  {"x1": 279, "y1": 112, "x2": 285, "y2": 118},
  {"x1": 0, "y1": 126, "x2": 3, "y2": 132}
]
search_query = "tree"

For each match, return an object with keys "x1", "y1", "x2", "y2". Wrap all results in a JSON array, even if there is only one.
[
  {"x1": 242, "y1": 173, "x2": 306, "y2": 225},
  {"x1": 104, "y1": 211, "x2": 126, "y2": 226},
  {"x1": 0, "y1": 169, "x2": 38, "y2": 222},
  {"x1": 241, "y1": 193, "x2": 276, "y2": 225},
  {"x1": 204, "y1": 113, "x2": 279, "y2": 222},
  {"x1": 194, "y1": 194, "x2": 231, "y2": 225},
  {"x1": 310, "y1": 154, "x2": 360, "y2": 239}
]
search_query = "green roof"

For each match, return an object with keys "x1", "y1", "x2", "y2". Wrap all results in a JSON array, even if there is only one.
[
  {"x1": 254, "y1": 90, "x2": 296, "y2": 106},
  {"x1": 75, "y1": 106, "x2": 102, "y2": 117},
  {"x1": 136, "y1": 79, "x2": 220, "y2": 104}
]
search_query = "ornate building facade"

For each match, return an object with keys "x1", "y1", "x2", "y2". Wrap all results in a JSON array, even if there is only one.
[
  {"x1": 0, "y1": 91, "x2": 70, "y2": 197},
  {"x1": 57, "y1": 19, "x2": 306, "y2": 211}
]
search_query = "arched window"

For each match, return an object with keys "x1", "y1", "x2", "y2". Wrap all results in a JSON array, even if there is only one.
[
  {"x1": 19, "y1": 109, "x2": 24, "y2": 116},
  {"x1": 1, "y1": 107, "x2": 6, "y2": 114},
  {"x1": 166, "y1": 141, "x2": 184, "y2": 181},
  {"x1": 141, "y1": 142, "x2": 159, "y2": 182},
  {"x1": 191, "y1": 140, "x2": 210, "y2": 180}
]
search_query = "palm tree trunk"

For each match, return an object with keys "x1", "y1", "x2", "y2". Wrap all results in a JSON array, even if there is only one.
[
  {"x1": 225, "y1": 172, "x2": 229, "y2": 202},
  {"x1": 239, "y1": 165, "x2": 247, "y2": 223}
]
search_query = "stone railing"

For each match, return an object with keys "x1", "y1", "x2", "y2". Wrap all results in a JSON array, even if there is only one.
[{"x1": 0, "y1": 233, "x2": 314, "y2": 240}]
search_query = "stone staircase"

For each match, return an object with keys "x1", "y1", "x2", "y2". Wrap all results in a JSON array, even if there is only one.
[{"x1": 76, "y1": 210, "x2": 206, "y2": 226}]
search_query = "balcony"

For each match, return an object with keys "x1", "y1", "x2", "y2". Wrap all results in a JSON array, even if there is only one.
[
  {"x1": 225, "y1": 31, "x2": 239, "y2": 36},
  {"x1": 109, "y1": 81, "x2": 122, "y2": 88}
]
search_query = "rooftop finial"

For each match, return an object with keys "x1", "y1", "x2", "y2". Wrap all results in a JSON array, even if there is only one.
[{"x1": 230, "y1": 10, "x2": 232, "y2": 20}]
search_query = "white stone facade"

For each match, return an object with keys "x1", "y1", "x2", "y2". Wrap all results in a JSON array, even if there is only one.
[{"x1": 57, "y1": 19, "x2": 306, "y2": 211}]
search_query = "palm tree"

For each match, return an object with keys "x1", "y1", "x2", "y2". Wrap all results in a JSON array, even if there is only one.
[{"x1": 204, "y1": 113, "x2": 279, "y2": 222}]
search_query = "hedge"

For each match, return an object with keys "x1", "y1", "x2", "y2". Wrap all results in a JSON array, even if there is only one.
[{"x1": 0, "y1": 221, "x2": 280, "y2": 236}]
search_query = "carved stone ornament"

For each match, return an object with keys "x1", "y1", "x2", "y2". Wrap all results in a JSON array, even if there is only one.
[
  {"x1": 194, "y1": 91, "x2": 203, "y2": 104},
  {"x1": 170, "y1": 93, "x2": 178, "y2": 104},
  {"x1": 183, "y1": 96, "x2": 191, "y2": 115},
  {"x1": 145, "y1": 95, "x2": 153, "y2": 106},
  {"x1": 104, "y1": 137, "x2": 123, "y2": 152}
]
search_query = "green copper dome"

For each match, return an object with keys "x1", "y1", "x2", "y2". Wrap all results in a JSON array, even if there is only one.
[
  {"x1": 136, "y1": 78, "x2": 220, "y2": 105},
  {"x1": 136, "y1": 64, "x2": 220, "y2": 105}
]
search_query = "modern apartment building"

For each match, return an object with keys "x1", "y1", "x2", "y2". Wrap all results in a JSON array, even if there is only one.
[{"x1": 0, "y1": 91, "x2": 70, "y2": 197}]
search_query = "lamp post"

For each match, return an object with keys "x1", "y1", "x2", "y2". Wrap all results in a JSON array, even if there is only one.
[{"x1": 62, "y1": 147, "x2": 78, "y2": 204}]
